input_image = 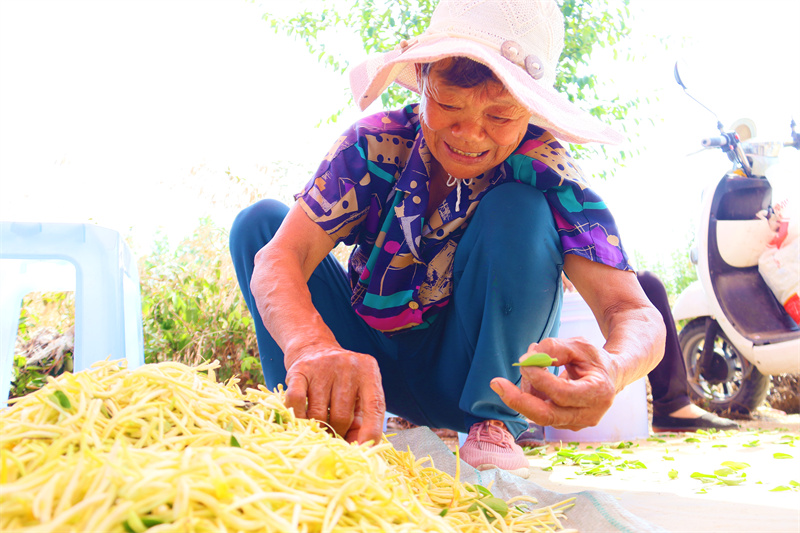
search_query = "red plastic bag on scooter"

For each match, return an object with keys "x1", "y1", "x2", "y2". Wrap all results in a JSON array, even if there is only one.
[{"x1": 757, "y1": 202, "x2": 800, "y2": 324}]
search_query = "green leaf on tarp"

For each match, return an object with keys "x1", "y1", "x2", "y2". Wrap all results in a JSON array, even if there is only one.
[
  {"x1": 690, "y1": 472, "x2": 718, "y2": 483},
  {"x1": 717, "y1": 475, "x2": 746, "y2": 486},
  {"x1": 720, "y1": 461, "x2": 750, "y2": 471},
  {"x1": 774, "y1": 452, "x2": 793, "y2": 459}
]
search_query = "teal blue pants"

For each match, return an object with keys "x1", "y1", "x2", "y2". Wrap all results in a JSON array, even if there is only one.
[{"x1": 229, "y1": 182, "x2": 563, "y2": 437}]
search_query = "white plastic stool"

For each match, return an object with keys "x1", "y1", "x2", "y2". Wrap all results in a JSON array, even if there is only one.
[
  {"x1": 1, "y1": 222, "x2": 145, "y2": 408},
  {"x1": 544, "y1": 291, "x2": 649, "y2": 443}
]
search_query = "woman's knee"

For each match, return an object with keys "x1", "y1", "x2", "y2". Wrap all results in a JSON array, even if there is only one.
[
  {"x1": 229, "y1": 199, "x2": 290, "y2": 254},
  {"x1": 474, "y1": 182, "x2": 556, "y2": 240},
  {"x1": 467, "y1": 182, "x2": 561, "y2": 263}
]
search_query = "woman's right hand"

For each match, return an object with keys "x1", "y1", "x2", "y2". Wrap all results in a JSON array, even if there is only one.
[
  {"x1": 284, "y1": 345, "x2": 386, "y2": 446},
  {"x1": 251, "y1": 203, "x2": 387, "y2": 445}
]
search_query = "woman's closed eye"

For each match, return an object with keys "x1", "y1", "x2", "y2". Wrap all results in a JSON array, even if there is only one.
[{"x1": 488, "y1": 114, "x2": 511, "y2": 124}]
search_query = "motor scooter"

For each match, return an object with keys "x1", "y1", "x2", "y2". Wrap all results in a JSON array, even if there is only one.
[{"x1": 671, "y1": 62, "x2": 800, "y2": 415}]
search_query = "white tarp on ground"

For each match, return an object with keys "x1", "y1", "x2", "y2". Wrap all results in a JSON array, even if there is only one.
[{"x1": 388, "y1": 427, "x2": 667, "y2": 533}]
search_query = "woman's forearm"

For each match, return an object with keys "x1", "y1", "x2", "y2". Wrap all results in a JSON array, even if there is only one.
[
  {"x1": 564, "y1": 254, "x2": 666, "y2": 393},
  {"x1": 599, "y1": 303, "x2": 666, "y2": 393},
  {"x1": 251, "y1": 244, "x2": 339, "y2": 369},
  {"x1": 249, "y1": 204, "x2": 341, "y2": 369}
]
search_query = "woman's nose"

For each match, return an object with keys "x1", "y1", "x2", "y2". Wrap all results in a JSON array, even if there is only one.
[{"x1": 451, "y1": 116, "x2": 485, "y2": 142}]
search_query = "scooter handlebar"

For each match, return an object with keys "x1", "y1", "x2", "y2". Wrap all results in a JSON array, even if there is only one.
[{"x1": 701, "y1": 136, "x2": 729, "y2": 148}]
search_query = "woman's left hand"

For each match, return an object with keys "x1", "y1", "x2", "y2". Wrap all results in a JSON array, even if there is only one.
[
  {"x1": 490, "y1": 336, "x2": 618, "y2": 430},
  {"x1": 491, "y1": 255, "x2": 665, "y2": 429}
]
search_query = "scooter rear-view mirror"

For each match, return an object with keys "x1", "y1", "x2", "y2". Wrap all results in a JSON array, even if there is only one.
[
  {"x1": 674, "y1": 59, "x2": 724, "y2": 132},
  {"x1": 673, "y1": 60, "x2": 688, "y2": 90}
]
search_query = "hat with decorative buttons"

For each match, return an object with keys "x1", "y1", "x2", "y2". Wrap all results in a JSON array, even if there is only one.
[{"x1": 348, "y1": 0, "x2": 624, "y2": 145}]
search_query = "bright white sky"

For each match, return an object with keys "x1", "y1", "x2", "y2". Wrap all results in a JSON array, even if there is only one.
[{"x1": 1, "y1": 0, "x2": 799, "y2": 271}]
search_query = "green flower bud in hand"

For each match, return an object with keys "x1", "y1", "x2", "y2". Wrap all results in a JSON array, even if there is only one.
[{"x1": 512, "y1": 352, "x2": 557, "y2": 367}]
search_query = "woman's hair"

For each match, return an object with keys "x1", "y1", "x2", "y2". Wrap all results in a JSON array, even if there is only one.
[{"x1": 419, "y1": 57, "x2": 499, "y2": 89}]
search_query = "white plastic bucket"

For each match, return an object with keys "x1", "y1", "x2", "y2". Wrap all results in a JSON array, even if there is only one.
[{"x1": 544, "y1": 292, "x2": 649, "y2": 443}]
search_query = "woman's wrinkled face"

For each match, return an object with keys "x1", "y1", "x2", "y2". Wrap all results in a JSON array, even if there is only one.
[{"x1": 418, "y1": 61, "x2": 532, "y2": 181}]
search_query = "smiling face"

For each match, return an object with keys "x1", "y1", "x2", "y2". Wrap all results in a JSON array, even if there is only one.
[{"x1": 418, "y1": 59, "x2": 533, "y2": 181}]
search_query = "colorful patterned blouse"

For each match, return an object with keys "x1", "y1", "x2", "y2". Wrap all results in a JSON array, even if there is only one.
[{"x1": 296, "y1": 104, "x2": 631, "y2": 334}]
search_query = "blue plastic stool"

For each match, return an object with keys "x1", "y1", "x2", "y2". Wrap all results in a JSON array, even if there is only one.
[{"x1": 1, "y1": 222, "x2": 145, "y2": 408}]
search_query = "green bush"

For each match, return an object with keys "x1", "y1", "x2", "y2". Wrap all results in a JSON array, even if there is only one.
[
  {"x1": 9, "y1": 291, "x2": 75, "y2": 399},
  {"x1": 139, "y1": 218, "x2": 263, "y2": 390}
]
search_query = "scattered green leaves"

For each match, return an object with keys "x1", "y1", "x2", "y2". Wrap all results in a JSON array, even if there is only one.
[
  {"x1": 770, "y1": 480, "x2": 800, "y2": 492},
  {"x1": 690, "y1": 461, "x2": 749, "y2": 487},
  {"x1": 545, "y1": 444, "x2": 648, "y2": 476},
  {"x1": 522, "y1": 445, "x2": 548, "y2": 457}
]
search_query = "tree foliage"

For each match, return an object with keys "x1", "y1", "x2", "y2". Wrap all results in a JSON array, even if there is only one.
[{"x1": 263, "y1": 0, "x2": 638, "y2": 173}]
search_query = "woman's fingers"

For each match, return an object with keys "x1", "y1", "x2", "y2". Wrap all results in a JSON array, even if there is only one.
[
  {"x1": 494, "y1": 336, "x2": 618, "y2": 428},
  {"x1": 493, "y1": 376, "x2": 610, "y2": 429},
  {"x1": 284, "y1": 372, "x2": 309, "y2": 419},
  {"x1": 284, "y1": 349, "x2": 386, "y2": 445},
  {"x1": 521, "y1": 366, "x2": 614, "y2": 410},
  {"x1": 355, "y1": 378, "x2": 386, "y2": 445},
  {"x1": 329, "y1": 381, "x2": 357, "y2": 437},
  {"x1": 491, "y1": 377, "x2": 554, "y2": 425},
  {"x1": 522, "y1": 337, "x2": 616, "y2": 408}
]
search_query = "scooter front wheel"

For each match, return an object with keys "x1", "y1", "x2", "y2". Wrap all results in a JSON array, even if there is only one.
[{"x1": 678, "y1": 318, "x2": 770, "y2": 415}]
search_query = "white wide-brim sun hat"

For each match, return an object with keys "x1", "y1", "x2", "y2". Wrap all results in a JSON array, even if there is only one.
[{"x1": 349, "y1": 0, "x2": 625, "y2": 145}]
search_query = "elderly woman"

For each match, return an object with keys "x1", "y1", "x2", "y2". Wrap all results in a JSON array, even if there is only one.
[{"x1": 230, "y1": 0, "x2": 665, "y2": 477}]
